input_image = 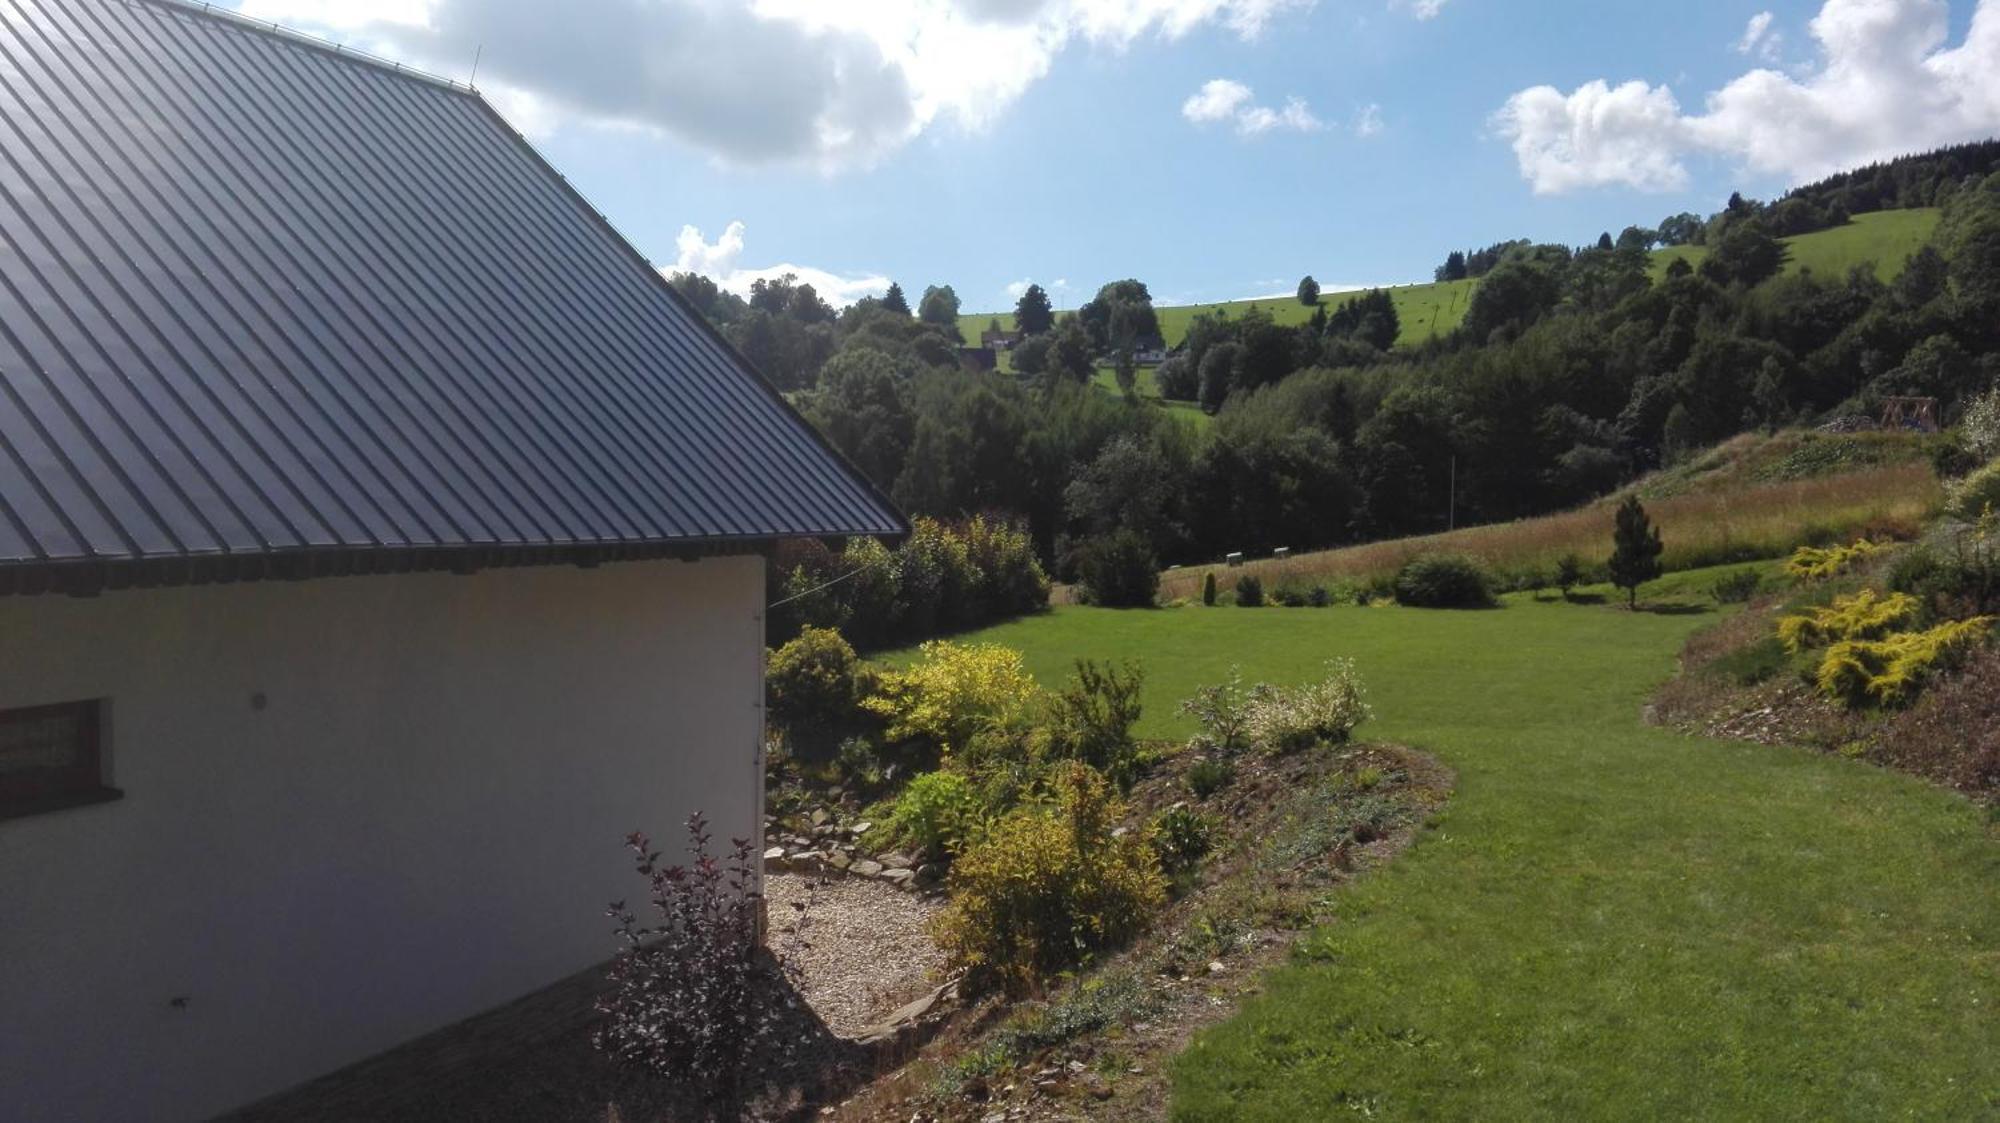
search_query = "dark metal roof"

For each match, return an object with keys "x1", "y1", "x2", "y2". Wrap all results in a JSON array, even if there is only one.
[{"x1": 0, "y1": 0, "x2": 906, "y2": 593}]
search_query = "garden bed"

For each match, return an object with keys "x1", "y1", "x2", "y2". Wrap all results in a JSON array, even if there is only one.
[{"x1": 821, "y1": 740, "x2": 1454, "y2": 1122}]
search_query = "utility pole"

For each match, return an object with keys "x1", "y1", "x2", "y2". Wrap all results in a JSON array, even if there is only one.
[{"x1": 1448, "y1": 455, "x2": 1457, "y2": 532}]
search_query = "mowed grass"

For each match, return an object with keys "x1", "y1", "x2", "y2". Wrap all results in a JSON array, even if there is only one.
[
  {"x1": 1157, "y1": 456, "x2": 1941, "y2": 603},
  {"x1": 1651, "y1": 208, "x2": 1941, "y2": 283},
  {"x1": 938, "y1": 592, "x2": 2000, "y2": 1119}
]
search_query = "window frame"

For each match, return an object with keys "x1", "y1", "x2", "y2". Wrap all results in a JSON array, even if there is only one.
[{"x1": 0, "y1": 699, "x2": 120, "y2": 822}]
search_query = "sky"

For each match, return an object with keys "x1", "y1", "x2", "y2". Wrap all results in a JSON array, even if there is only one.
[{"x1": 225, "y1": 0, "x2": 2000, "y2": 311}]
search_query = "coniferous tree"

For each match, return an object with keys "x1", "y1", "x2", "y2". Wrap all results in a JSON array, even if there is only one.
[
  {"x1": 1297, "y1": 275, "x2": 1321, "y2": 306},
  {"x1": 1608, "y1": 497, "x2": 1663, "y2": 609},
  {"x1": 1014, "y1": 283, "x2": 1056, "y2": 337},
  {"x1": 882, "y1": 281, "x2": 911, "y2": 316}
]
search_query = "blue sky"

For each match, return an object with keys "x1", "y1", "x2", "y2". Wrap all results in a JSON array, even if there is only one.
[{"x1": 234, "y1": 0, "x2": 1999, "y2": 311}]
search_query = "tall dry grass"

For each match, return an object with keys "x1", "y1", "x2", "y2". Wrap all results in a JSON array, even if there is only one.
[{"x1": 1153, "y1": 462, "x2": 1942, "y2": 603}]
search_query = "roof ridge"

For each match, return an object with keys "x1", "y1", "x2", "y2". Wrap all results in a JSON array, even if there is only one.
[{"x1": 134, "y1": 0, "x2": 474, "y2": 95}]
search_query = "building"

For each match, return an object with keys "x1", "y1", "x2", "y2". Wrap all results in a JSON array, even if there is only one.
[
  {"x1": 1131, "y1": 334, "x2": 1170, "y2": 366},
  {"x1": 981, "y1": 327, "x2": 1024, "y2": 350},
  {"x1": 0, "y1": 2, "x2": 904, "y2": 1119}
]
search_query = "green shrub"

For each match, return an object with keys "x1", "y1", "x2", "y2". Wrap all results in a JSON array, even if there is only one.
[
  {"x1": 1201, "y1": 572, "x2": 1218, "y2": 606},
  {"x1": 1947, "y1": 460, "x2": 2000, "y2": 521},
  {"x1": 1890, "y1": 523, "x2": 2000, "y2": 616},
  {"x1": 834, "y1": 736, "x2": 885, "y2": 791},
  {"x1": 1184, "y1": 756, "x2": 1236, "y2": 799},
  {"x1": 1243, "y1": 659, "x2": 1373, "y2": 753},
  {"x1": 887, "y1": 771, "x2": 985, "y2": 857},
  {"x1": 1931, "y1": 436, "x2": 1982, "y2": 480},
  {"x1": 1273, "y1": 584, "x2": 1311, "y2": 608},
  {"x1": 1709, "y1": 636, "x2": 1792, "y2": 686},
  {"x1": 933, "y1": 763, "x2": 1167, "y2": 993},
  {"x1": 1150, "y1": 804, "x2": 1215, "y2": 878},
  {"x1": 1178, "y1": 668, "x2": 1253, "y2": 755},
  {"x1": 765, "y1": 628, "x2": 871, "y2": 752},
  {"x1": 1393, "y1": 554, "x2": 1495, "y2": 608},
  {"x1": 1711, "y1": 569, "x2": 1764, "y2": 605},
  {"x1": 1234, "y1": 574, "x2": 1264, "y2": 607},
  {"x1": 1076, "y1": 530, "x2": 1160, "y2": 608},
  {"x1": 1044, "y1": 660, "x2": 1146, "y2": 789},
  {"x1": 1308, "y1": 585, "x2": 1332, "y2": 608},
  {"x1": 1556, "y1": 554, "x2": 1588, "y2": 598}
]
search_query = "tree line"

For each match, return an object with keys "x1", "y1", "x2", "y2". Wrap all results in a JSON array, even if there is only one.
[{"x1": 670, "y1": 160, "x2": 2000, "y2": 591}]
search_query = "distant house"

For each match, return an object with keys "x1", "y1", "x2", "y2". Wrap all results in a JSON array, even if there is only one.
[
  {"x1": 982, "y1": 328, "x2": 1024, "y2": 350},
  {"x1": 1132, "y1": 334, "x2": 1170, "y2": 366},
  {"x1": 958, "y1": 346, "x2": 999, "y2": 372},
  {"x1": 0, "y1": 2, "x2": 903, "y2": 1120}
]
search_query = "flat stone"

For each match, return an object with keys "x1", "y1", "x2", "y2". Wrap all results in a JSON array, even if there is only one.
[
  {"x1": 882, "y1": 868, "x2": 916, "y2": 887},
  {"x1": 763, "y1": 846, "x2": 786, "y2": 863},
  {"x1": 883, "y1": 852, "x2": 915, "y2": 870},
  {"x1": 827, "y1": 852, "x2": 851, "y2": 871},
  {"x1": 852, "y1": 821, "x2": 873, "y2": 835},
  {"x1": 850, "y1": 859, "x2": 884, "y2": 877},
  {"x1": 810, "y1": 808, "x2": 831, "y2": 827}
]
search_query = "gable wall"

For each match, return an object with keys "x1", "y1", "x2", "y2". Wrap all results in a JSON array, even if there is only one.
[{"x1": 0, "y1": 555, "x2": 764, "y2": 1120}]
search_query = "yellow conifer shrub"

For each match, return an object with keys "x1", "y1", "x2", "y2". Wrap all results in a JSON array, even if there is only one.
[
  {"x1": 1816, "y1": 617, "x2": 1995, "y2": 707},
  {"x1": 1784, "y1": 539, "x2": 1882, "y2": 582},
  {"x1": 1777, "y1": 589, "x2": 1921, "y2": 653}
]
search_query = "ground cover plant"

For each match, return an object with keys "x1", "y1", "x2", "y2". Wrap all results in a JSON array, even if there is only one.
[{"x1": 927, "y1": 584, "x2": 1999, "y2": 1119}]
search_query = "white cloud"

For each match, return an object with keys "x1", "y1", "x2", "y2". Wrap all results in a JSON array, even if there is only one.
[
  {"x1": 1183, "y1": 79, "x2": 1322, "y2": 135},
  {"x1": 1182, "y1": 78, "x2": 1255, "y2": 122},
  {"x1": 1394, "y1": 0, "x2": 1448, "y2": 18},
  {"x1": 1353, "y1": 102, "x2": 1385, "y2": 137},
  {"x1": 1495, "y1": 0, "x2": 2000, "y2": 194},
  {"x1": 670, "y1": 221, "x2": 889, "y2": 307},
  {"x1": 230, "y1": 0, "x2": 1317, "y2": 172},
  {"x1": 1736, "y1": 11, "x2": 1783, "y2": 60},
  {"x1": 1002, "y1": 277, "x2": 1072, "y2": 306}
]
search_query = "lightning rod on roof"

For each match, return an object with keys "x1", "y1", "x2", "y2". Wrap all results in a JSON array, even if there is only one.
[{"x1": 470, "y1": 44, "x2": 483, "y2": 89}]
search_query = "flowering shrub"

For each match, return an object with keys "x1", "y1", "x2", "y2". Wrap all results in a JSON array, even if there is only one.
[
  {"x1": 1242, "y1": 659, "x2": 1373, "y2": 754},
  {"x1": 1964, "y1": 386, "x2": 2000, "y2": 460},
  {"x1": 1784, "y1": 539, "x2": 1881, "y2": 582},
  {"x1": 933, "y1": 763, "x2": 1167, "y2": 993},
  {"x1": 886, "y1": 770, "x2": 986, "y2": 857},
  {"x1": 1817, "y1": 617, "x2": 1995, "y2": 707},
  {"x1": 862, "y1": 641, "x2": 1040, "y2": 755},
  {"x1": 595, "y1": 815, "x2": 783, "y2": 1101},
  {"x1": 1777, "y1": 589, "x2": 1921, "y2": 653}
]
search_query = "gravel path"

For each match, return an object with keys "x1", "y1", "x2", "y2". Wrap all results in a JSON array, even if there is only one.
[{"x1": 766, "y1": 873, "x2": 948, "y2": 1038}]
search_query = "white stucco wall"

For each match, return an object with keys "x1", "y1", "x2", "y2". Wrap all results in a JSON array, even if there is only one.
[{"x1": 0, "y1": 555, "x2": 765, "y2": 1121}]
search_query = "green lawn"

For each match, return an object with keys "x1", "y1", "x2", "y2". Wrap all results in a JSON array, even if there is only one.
[
  {"x1": 1651, "y1": 208, "x2": 1941, "y2": 283},
  {"x1": 935, "y1": 589, "x2": 1999, "y2": 1119}
]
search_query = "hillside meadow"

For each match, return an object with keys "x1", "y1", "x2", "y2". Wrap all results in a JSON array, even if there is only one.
[
  {"x1": 964, "y1": 208, "x2": 1939, "y2": 357},
  {"x1": 1150, "y1": 432, "x2": 1942, "y2": 603}
]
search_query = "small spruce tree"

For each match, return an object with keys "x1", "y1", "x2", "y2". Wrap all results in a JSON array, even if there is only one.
[
  {"x1": 1202, "y1": 571, "x2": 1218, "y2": 606},
  {"x1": 1608, "y1": 498, "x2": 1664, "y2": 609},
  {"x1": 882, "y1": 281, "x2": 911, "y2": 316},
  {"x1": 1555, "y1": 554, "x2": 1585, "y2": 600}
]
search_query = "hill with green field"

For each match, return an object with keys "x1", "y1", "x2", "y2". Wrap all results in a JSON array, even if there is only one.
[
  {"x1": 963, "y1": 207, "x2": 1942, "y2": 355},
  {"x1": 1650, "y1": 207, "x2": 1940, "y2": 283}
]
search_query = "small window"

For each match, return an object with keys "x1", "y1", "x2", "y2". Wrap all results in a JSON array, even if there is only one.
[{"x1": 0, "y1": 700, "x2": 117, "y2": 820}]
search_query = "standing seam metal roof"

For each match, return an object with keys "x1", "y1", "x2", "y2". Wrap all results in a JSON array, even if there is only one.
[{"x1": 0, "y1": 0, "x2": 907, "y2": 591}]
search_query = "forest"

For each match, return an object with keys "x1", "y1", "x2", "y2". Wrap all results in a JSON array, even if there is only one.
[{"x1": 667, "y1": 142, "x2": 2000, "y2": 597}]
